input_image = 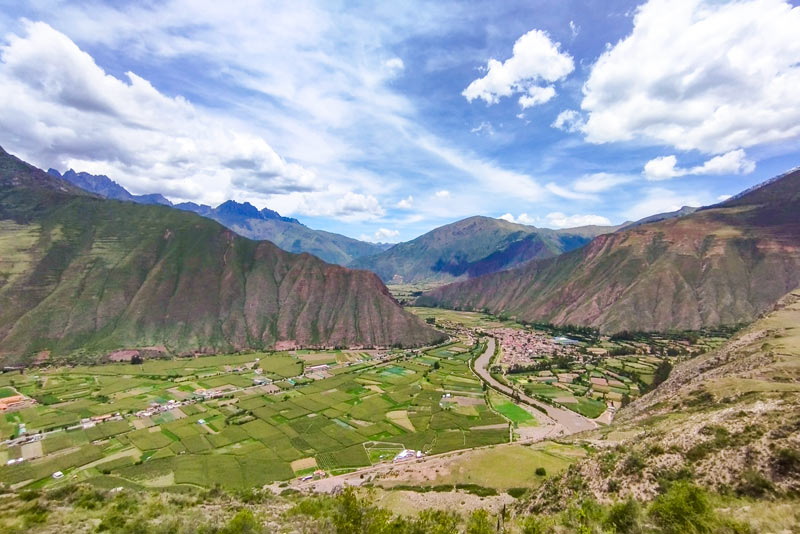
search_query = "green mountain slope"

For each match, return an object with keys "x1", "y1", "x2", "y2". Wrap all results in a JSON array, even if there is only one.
[
  {"x1": 417, "y1": 169, "x2": 800, "y2": 333},
  {"x1": 349, "y1": 216, "x2": 619, "y2": 284},
  {"x1": 0, "y1": 148, "x2": 443, "y2": 364}
]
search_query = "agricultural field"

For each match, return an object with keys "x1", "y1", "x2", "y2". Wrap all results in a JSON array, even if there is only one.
[
  {"x1": 407, "y1": 307, "x2": 526, "y2": 330},
  {"x1": 0, "y1": 340, "x2": 510, "y2": 491},
  {"x1": 375, "y1": 440, "x2": 586, "y2": 491}
]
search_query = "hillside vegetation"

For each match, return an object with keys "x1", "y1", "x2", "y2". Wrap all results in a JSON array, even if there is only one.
[
  {"x1": 0, "y1": 147, "x2": 442, "y2": 364},
  {"x1": 417, "y1": 169, "x2": 800, "y2": 333},
  {"x1": 526, "y1": 289, "x2": 800, "y2": 523}
]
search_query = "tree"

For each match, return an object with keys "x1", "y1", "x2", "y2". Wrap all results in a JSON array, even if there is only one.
[{"x1": 651, "y1": 360, "x2": 673, "y2": 389}]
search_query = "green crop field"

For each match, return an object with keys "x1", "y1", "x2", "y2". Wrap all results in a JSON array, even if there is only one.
[{"x1": 0, "y1": 338, "x2": 528, "y2": 489}]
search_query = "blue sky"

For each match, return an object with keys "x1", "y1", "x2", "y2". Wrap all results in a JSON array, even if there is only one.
[{"x1": 0, "y1": 0, "x2": 799, "y2": 242}]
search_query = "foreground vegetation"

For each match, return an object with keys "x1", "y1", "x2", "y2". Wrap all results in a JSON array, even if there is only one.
[{"x1": 1, "y1": 479, "x2": 795, "y2": 533}]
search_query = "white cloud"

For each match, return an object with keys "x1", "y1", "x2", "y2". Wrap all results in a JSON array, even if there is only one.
[
  {"x1": 498, "y1": 213, "x2": 536, "y2": 225},
  {"x1": 384, "y1": 57, "x2": 404, "y2": 71},
  {"x1": 0, "y1": 21, "x2": 322, "y2": 205},
  {"x1": 0, "y1": 21, "x2": 400, "y2": 223},
  {"x1": 470, "y1": 121, "x2": 495, "y2": 135},
  {"x1": 360, "y1": 228, "x2": 400, "y2": 243},
  {"x1": 545, "y1": 182, "x2": 596, "y2": 201},
  {"x1": 434, "y1": 190, "x2": 451, "y2": 198},
  {"x1": 463, "y1": 29, "x2": 573, "y2": 108},
  {"x1": 545, "y1": 212, "x2": 612, "y2": 228},
  {"x1": 572, "y1": 172, "x2": 635, "y2": 193},
  {"x1": 717, "y1": 194, "x2": 732, "y2": 202},
  {"x1": 625, "y1": 187, "x2": 710, "y2": 220},
  {"x1": 396, "y1": 195, "x2": 413, "y2": 209},
  {"x1": 551, "y1": 109, "x2": 584, "y2": 133},
  {"x1": 643, "y1": 149, "x2": 756, "y2": 180},
  {"x1": 519, "y1": 85, "x2": 556, "y2": 108},
  {"x1": 581, "y1": 0, "x2": 800, "y2": 155},
  {"x1": 569, "y1": 20, "x2": 580, "y2": 38}
]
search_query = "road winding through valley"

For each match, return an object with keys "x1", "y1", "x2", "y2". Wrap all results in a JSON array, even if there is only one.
[{"x1": 473, "y1": 337, "x2": 598, "y2": 435}]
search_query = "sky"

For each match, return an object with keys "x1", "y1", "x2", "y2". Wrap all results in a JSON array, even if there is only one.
[{"x1": 0, "y1": 0, "x2": 799, "y2": 243}]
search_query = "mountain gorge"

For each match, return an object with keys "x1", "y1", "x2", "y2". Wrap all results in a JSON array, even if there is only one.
[
  {"x1": 418, "y1": 168, "x2": 800, "y2": 333},
  {"x1": 0, "y1": 148, "x2": 443, "y2": 365},
  {"x1": 350, "y1": 216, "x2": 621, "y2": 284},
  {"x1": 50, "y1": 168, "x2": 386, "y2": 265}
]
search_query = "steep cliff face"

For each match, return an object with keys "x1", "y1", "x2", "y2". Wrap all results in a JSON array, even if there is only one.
[
  {"x1": 418, "y1": 169, "x2": 800, "y2": 333},
  {"x1": 0, "y1": 147, "x2": 443, "y2": 364}
]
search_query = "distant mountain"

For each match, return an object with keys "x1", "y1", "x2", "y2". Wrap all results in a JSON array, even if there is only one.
[
  {"x1": 174, "y1": 200, "x2": 385, "y2": 265},
  {"x1": 0, "y1": 147, "x2": 443, "y2": 365},
  {"x1": 620, "y1": 205, "x2": 698, "y2": 230},
  {"x1": 417, "y1": 169, "x2": 800, "y2": 333},
  {"x1": 48, "y1": 169, "x2": 172, "y2": 206},
  {"x1": 50, "y1": 168, "x2": 385, "y2": 265},
  {"x1": 349, "y1": 216, "x2": 621, "y2": 284}
]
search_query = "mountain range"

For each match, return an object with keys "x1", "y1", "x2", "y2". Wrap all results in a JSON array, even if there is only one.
[
  {"x1": 0, "y1": 147, "x2": 443, "y2": 365},
  {"x1": 349, "y1": 216, "x2": 622, "y2": 284},
  {"x1": 418, "y1": 168, "x2": 800, "y2": 333},
  {"x1": 48, "y1": 168, "x2": 387, "y2": 266}
]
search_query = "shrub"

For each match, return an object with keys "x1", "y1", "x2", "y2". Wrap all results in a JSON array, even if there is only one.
[
  {"x1": 535, "y1": 467, "x2": 547, "y2": 476},
  {"x1": 649, "y1": 482, "x2": 714, "y2": 534},
  {"x1": 604, "y1": 498, "x2": 641, "y2": 534},
  {"x1": 506, "y1": 487, "x2": 527, "y2": 499},
  {"x1": 736, "y1": 469, "x2": 774, "y2": 498},
  {"x1": 521, "y1": 515, "x2": 552, "y2": 534},
  {"x1": 622, "y1": 453, "x2": 645, "y2": 475},
  {"x1": 774, "y1": 447, "x2": 800, "y2": 475},
  {"x1": 221, "y1": 509, "x2": 262, "y2": 534}
]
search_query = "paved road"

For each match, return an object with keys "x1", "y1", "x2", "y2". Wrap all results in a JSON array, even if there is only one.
[{"x1": 473, "y1": 338, "x2": 597, "y2": 435}]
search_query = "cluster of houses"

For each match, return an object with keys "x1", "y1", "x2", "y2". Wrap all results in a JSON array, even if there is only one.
[
  {"x1": 492, "y1": 328, "x2": 581, "y2": 367},
  {"x1": 135, "y1": 398, "x2": 192, "y2": 418},
  {"x1": 80, "y1": 413, "x2": 123, "y2": 428}
]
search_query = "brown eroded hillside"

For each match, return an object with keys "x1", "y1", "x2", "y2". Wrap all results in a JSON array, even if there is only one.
[
  {"x1": 0, "y1": 147, "x2": 443, "y2": 365},
  {"x1": 417, "y1": 168, "x2": 800, "y2": 333}
]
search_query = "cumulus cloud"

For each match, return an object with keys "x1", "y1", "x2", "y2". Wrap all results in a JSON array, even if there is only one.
[
  {"x1": 463, "y1": 29, "x2": 573, "y2": 108},
  {"x1": 434, "y1": 190, "x2": 451, "y2": 198},
  {"x1": 359, "y1": 228, "x2": 400, "y2": 243},
  {"x1": 545, "y1": 212, "x2": 612, "y2": 228},
  {"x1": 551, "y1": 109, "x2": 585, "y2": 133},
  {"x1": 498, "y1": 213, "x2": 536, "y2": 225},
  {"x1": 581, "y1": 0, "x2": 800, "y2": 155},
  {"x1": 0, "y1": 22, "x2": 324, "y2": 203},
  {"x1": 572, "y1": 173, "x2": 635, "y2": 193},
  {"x1": 643, "y1": 150, "x2": 756, "y2": 180},
  {"x1": 396, "y1": 195, "x2": 413, "y2": 209}
]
